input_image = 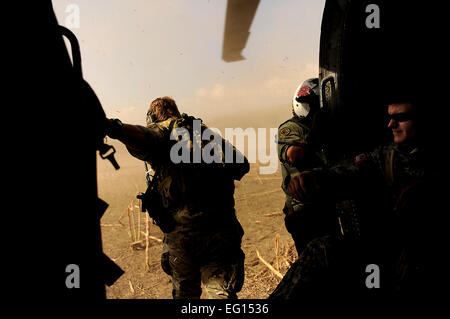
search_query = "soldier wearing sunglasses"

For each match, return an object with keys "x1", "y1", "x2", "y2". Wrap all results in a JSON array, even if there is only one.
[
  {"x1": 271, "y1": 98, "x2": 441, "y2": 298},
  {"x1": 387, "y1": 102, "x2": 417, "y2": 144}
]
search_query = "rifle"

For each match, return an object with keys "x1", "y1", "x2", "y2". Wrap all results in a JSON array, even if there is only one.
[{"x1": 137, "y1": 163, "x2": 177, "y2": 233}]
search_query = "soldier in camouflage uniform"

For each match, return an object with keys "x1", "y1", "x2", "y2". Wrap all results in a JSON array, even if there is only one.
[
  {"x1": 277, "y1": 78, "x2": 336, "y2": 254},
  {"x1": 271, "y1": 98, "x2": 441, "y2": 298},
  {"x1": 105, "y1": 96, "x2": 248, "y2": 299}
]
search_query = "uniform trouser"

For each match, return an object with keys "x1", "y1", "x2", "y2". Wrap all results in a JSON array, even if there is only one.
[{"x1": 162, "y1": 221, "x2": 245, "y2": 299}]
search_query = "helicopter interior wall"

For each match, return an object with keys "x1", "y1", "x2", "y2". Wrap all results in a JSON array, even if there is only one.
[{"x1": 11, "y1": 0, "x2": 110, "y2": 299}]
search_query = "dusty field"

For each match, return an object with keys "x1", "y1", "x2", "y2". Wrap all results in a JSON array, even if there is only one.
[{"x1": 98, "y1": 106, "x2": 297, "y2": 299}]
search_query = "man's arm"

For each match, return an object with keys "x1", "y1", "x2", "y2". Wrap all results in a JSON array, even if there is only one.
[
  {"x1": 105, "y1": 118, "x2": 165, "y2": 162},
  {"x1": 105, "y1": 119, "x2": 147, "y2": 148},
  {"x1": 277, "y1": 122, "x2": 309, "y2": 165},
  {"x1": 289, "y1": 147, "x2": 385, "y2": 202}
]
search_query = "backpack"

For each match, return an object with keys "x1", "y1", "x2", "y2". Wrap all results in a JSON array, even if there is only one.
[
  {"x1": 166, "y1": 113, "x2": 249, "y2": 181},
  {"x1": 138, "y1": 113, "x2": 249, "y2": 232}
]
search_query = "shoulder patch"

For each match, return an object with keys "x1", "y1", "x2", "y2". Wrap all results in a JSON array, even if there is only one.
[
  {"x1": 279, "y1": 127, "x2": 291, "y2": 138},
  {"x1": 354, "y1": 153, "x2": 367, "y2": 164},
  {"x1": 278, "y1": 116, "x2": 301, "y2": 129}
]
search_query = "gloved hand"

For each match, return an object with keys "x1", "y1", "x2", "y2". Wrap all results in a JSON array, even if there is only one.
[
  {"x1": 288, "y1": 171, "x2": 320, "y2": 202},
  {"x1": 104, "y1": 118, "x2": 123, "y2": 139}
]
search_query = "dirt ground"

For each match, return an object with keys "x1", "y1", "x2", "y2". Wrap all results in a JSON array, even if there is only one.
[{"x1": 98, "y1": 106, "x2": 298, "y2": 299}]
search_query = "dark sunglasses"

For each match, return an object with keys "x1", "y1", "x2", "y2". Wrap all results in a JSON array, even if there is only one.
[{"x1": 387, "y1": 112, "x2": 415, "y2": 123}]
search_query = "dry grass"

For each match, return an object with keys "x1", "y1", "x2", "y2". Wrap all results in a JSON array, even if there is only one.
[
  {"x1": 239, "y1": 239, "x2": 297, "y2": 298},
  {"x1": 122, "y1": 195, "x2": 164, "y2": 273}
]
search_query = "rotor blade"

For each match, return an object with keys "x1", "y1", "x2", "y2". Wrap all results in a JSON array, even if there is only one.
[{"x1": 222, "y1": 0, "x2": 260, "y2": 62}]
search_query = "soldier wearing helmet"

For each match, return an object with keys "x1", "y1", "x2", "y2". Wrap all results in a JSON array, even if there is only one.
[{"x1": 277, "y1": 78, "x2": 337, "y2": 254}]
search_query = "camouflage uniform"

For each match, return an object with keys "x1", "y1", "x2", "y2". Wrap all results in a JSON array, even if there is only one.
[
  {"x1": 127, "y1": 116, "x2": 248, "y2": 299},
  {"x1": 318, "y1": 142, "x2": 440, "y2": 293},
  {"x1": 277, "y1": 116, "x2": 336, "y2": 253},
  {"x1": 270, "y1": 142, "x2": 440, "y2": 297}
]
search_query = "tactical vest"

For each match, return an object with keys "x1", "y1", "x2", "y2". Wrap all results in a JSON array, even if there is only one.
[
  {"x1": 384, "y1": 148, "x2": 395, "y2": 187},
  {"x1": 143, "y1": 114, "x2": 249, "y2": 229}
]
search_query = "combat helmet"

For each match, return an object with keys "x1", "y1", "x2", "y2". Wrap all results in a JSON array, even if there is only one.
[{"x1": 292, "y1": 78, "x2": 320, "y2": 118}]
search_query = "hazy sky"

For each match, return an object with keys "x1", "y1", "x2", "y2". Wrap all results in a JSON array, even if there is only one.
[{"x1": 52, "y1": 0, "x2": 326, "y2": 126}]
